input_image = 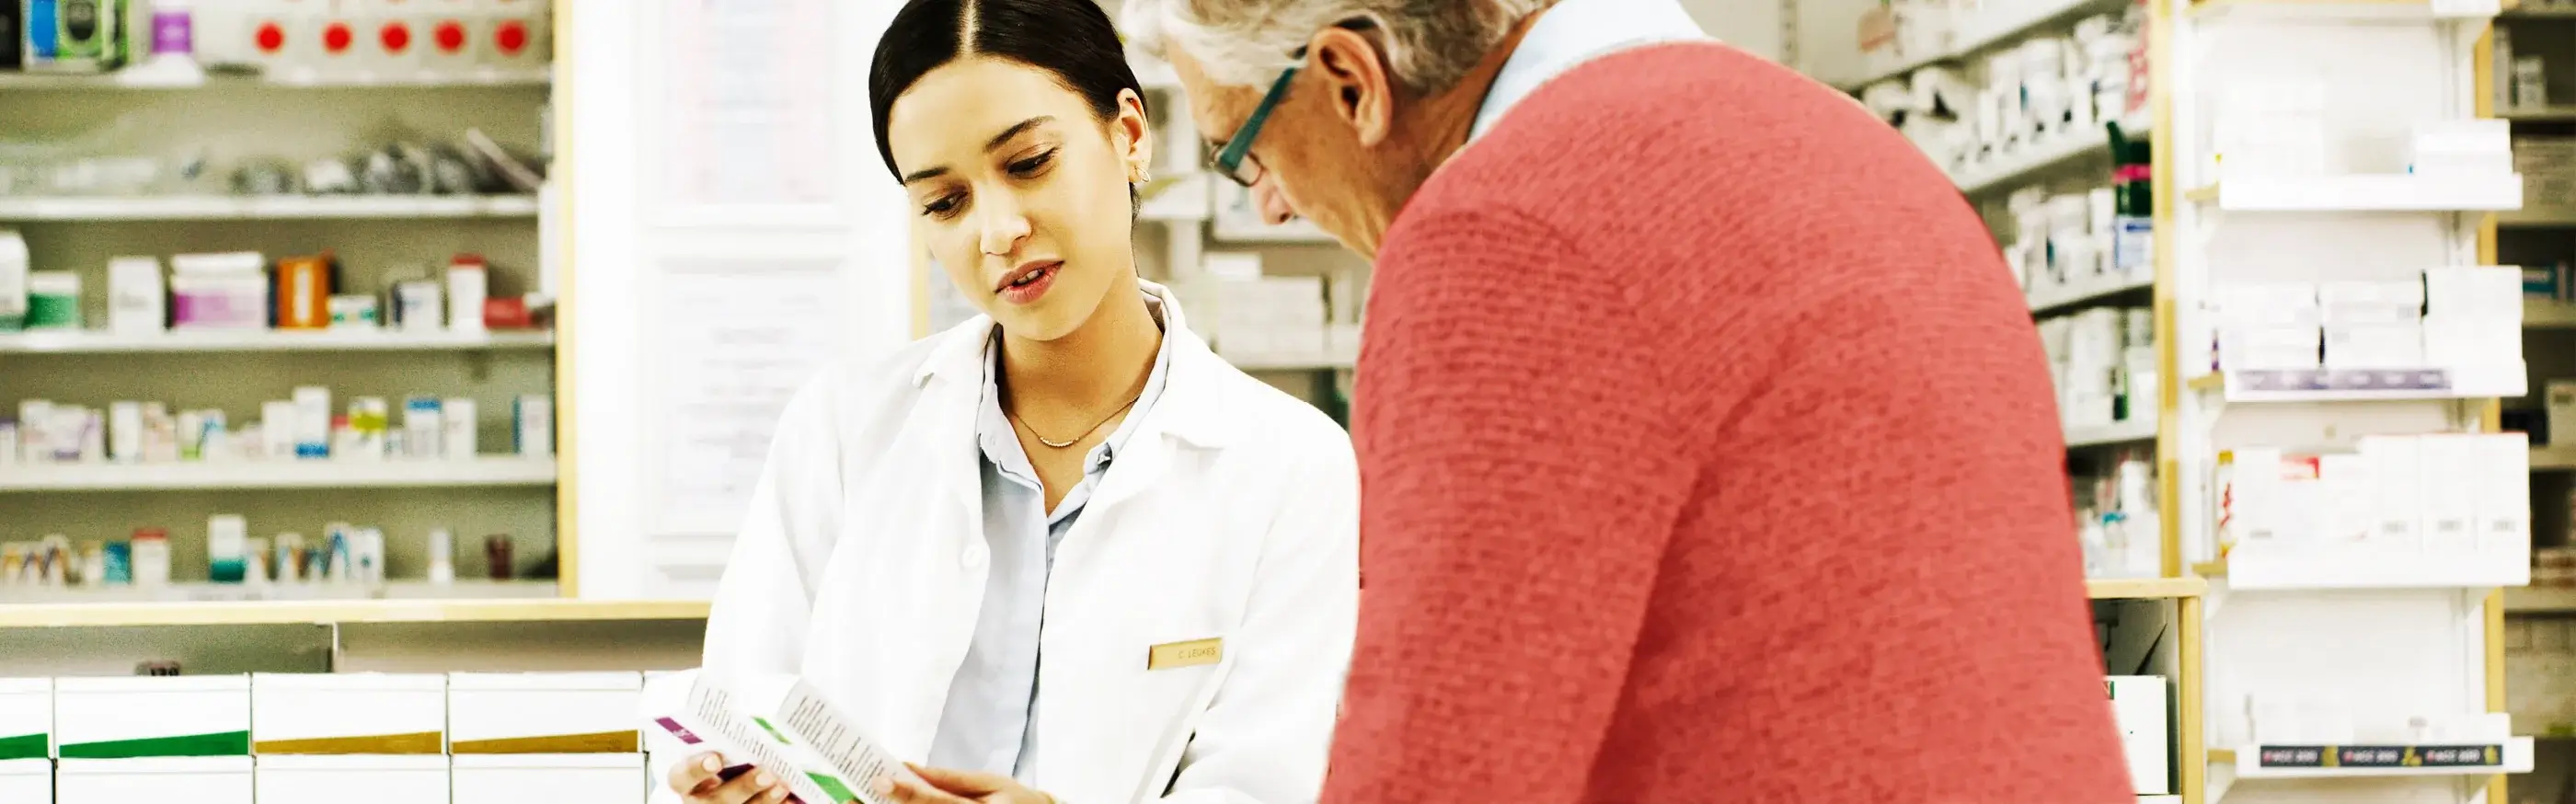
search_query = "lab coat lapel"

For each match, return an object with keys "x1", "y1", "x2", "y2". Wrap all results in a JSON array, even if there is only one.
[
  {"x1": 886, "y1": 318, "x2": 995, "y2": 760},
  {"x1": 1087, "y1": 302, "x2": 1230, "y2": 514}
]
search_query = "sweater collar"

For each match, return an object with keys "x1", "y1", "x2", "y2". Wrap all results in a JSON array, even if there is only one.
[{"x1": 1469, "y1": 0, "x2": 1715, "y2": 142}]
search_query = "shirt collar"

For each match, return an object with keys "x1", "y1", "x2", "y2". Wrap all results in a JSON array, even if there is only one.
[
  {"x1": 1468, "y1": 0, "x2": 1714, "y2": 142},
  {"x1": 975, "y1": 290, "x2": 1179, "y2": 476}
]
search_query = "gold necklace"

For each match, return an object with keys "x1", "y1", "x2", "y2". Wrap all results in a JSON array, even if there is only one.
[{"x1": 1008, "y1": 392, "x2": 1144, "y2": 449}]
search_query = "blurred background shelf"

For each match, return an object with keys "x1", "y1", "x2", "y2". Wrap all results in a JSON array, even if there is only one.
[
  {"x1": 0, "y1": 69, "x2": 553, "y2": 90},
  {"x1": 0, "y1": 195, "x2": 542, "y2": 222},
  {"x1": 0, "y1": 596, "x2": 707, "y2": 629},
  {"x1": 0, "y1": 457, "x2": 560, "y2": 492},
  {"x1": 0, "y1": 328, "x2": 554, "y2": 354}
]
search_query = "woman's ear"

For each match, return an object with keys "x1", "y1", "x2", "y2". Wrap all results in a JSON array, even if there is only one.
[{"x1": 1115, "y1": 88, "x2": 1155, "y2": 181}]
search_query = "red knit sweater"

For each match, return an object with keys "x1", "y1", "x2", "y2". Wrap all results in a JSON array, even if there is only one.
[{"x1": 1324, "y1": 42, "x2": 2133, "y2": 804}]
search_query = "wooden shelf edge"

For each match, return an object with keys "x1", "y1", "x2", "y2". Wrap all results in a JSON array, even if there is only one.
[
  {"x1": 0, "y1": 598, "x2": 710, "y2": 628},
  {"x1": 2088, "y1": 576, "x2": 2210, "y2": 599}
]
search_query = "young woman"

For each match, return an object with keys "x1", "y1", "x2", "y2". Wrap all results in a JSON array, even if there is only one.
[{"x1": 656, "y1": 2, "x2": 1359, "y2": 803}]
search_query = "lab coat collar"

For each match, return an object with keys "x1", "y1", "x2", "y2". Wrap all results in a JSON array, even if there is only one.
[
  {"x1": 1468, "y1": 0, "x2": 1712, "y2": 142},
  {"x1": 914, "y1": 279, "x2": 1233, "y2": 451}
]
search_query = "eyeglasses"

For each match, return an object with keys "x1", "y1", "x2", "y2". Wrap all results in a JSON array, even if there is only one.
[{"x1": 1210, "y1": 64, "x2": 1299, "y2": 188}]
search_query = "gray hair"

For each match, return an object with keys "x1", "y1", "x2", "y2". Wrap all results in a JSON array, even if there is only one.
[{"x1": 1121, "y1": 0, "x2": 1548, "y2": 93}]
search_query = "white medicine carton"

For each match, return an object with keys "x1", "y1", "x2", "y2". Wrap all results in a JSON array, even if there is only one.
[
  {"x1": 451, "y1": 752, "x2": 644, "y2": 804},
  {"x1": 2108, "y1": 676, "x2": 2171, "y2": 795},
  {"x1": 449, "y1": 672, "x2": 643, "y2": 753},
  {"x1": 53, "y1": 675, "x2": 250, "y2": 760},
  {"x1": 258, "y1": 754, "x2": 450, "y2": 804},
  {"x1": 253, "y1": 672, "x2": 447, "y2": 754},
  {"x1": 57, "y1": 756, "x2": 254, "y2": 804},
  {"x1": 0, "y1": 759, "x2": 49, "y2": 804},
  {"x1": 0, "y1": 678, "x2": 51, "y2": 761}
]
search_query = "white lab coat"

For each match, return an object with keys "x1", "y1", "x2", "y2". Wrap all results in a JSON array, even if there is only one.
[{"x1": 660, "y1": 286, "x2": 1360, "y2": 804}]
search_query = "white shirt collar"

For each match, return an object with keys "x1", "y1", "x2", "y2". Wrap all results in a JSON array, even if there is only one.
[{"x1": 1469, "y1": 0, "x2": 1715, "y2": 142}]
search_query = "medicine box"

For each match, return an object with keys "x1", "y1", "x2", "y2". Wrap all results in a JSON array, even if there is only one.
[
  {"x1": 252, "y1": 672, "x2": 445, "y2": 754},
  {"x1": 56, "y1": 756, "x2": 254, "y2": 804},
  {"x1": 448, "y1": 672, "x2": 642, "y2": 754},
  {"x1": 2419, "y1": 435, "x2": 2483, "y2": 554},
  {"x1": 2477, "y1": 433, "x2": 2533, "y2": 559},
  {"x1": 450, "y1": 752, "x2": 644, "y2": 804},
  {"x1": 257, "y1": 754, "x2": 450, "y2": 804},
  {"x1": 0, "y1": 678, "x2": 49, "y2": 760},
  {"x1": 0, "y1": 759, "x2": 48, "y2": 804},
  {"x1": 2107, "y1": 676, "x2": 2171, "y2": 795},
  {"x1": 53, "y1": 675, "x2": 250, "y2": 759}
]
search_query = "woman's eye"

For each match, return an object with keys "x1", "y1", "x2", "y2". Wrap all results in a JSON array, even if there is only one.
[
  {"x1": 1007, "y1": 150, "x2": 1055, "y2": 177},
  {"x1": 922, "y1": 194, "x2": 963, "y2": 217}
]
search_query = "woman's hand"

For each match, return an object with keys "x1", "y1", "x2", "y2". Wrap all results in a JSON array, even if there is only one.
[
  {"x1": 667, "y1": 752, "x2": 794, "y2": 804},
  {"x1": 871, "y1": 764, "x2": 1055, "y2": 804}
]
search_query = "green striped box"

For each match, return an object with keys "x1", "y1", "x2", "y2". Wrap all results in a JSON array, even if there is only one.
[
  {"x1": 54, "y1": 675, "x2": 250, "y2": 759},
  {"x1": 0, "y1": 678, "x2": 50, "y2": 760}
]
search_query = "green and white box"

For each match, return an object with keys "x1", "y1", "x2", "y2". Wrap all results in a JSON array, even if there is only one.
[
  {"x1": 258, "y1": 754, "x2": 449, "y2": 804},
  {"x1": 451, "y1": 752, "x2": 644, "y2": 804},
  {"x1": 2108, "y1": 675, "x2": 2172, "y2": 795},
  {"x1": 0, "y1": 759, "x2": 50, "y2": 803},
  {"x1": 57, "y1": 756, "x2": 253, "y2": 803},
  {"x1": 0, "y1": 678, "x2": 50, "y2": 760},
  {"x1": 449, "y1": 672, "x2": 643, "y2": 754},
  {"x1": 55, "y1": 675, "x2": 250, "y2": 759},
  {"x1": 252, "y1": 673, "x2": 446, "y2": 754}
]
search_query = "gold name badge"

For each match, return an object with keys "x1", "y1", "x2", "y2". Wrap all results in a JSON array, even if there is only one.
[{"x1": 1147, "y1": 637, "x2": 1224, "y2": 671}]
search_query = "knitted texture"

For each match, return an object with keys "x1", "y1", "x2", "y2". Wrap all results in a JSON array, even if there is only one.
[{"x1": 1325, "y1": 41, "x2": 2133, "y2": 804}]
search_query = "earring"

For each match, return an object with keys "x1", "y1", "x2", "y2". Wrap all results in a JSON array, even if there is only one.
[{"x1": 1132, "y1": 165, "x2": 1152, "y2": 183}]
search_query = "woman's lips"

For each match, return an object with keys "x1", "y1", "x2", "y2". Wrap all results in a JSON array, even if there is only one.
[{"x1": 996, "y1": 261, "x2": 1062, "y2": 305}]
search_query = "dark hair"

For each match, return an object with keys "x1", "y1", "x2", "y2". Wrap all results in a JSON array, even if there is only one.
[{"x1": 868, "y1": 0, "x2": 1146, "y2": 181}]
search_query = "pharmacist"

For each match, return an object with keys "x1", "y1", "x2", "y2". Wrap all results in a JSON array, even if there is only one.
[{"x1": 658, "y1": 1, "x2": 1358, "y2": 804}]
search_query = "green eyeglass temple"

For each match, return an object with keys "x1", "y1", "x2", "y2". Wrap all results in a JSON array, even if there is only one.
[{"x1": 1213, "y1": 65, "x2": 1300, "y2": 187}]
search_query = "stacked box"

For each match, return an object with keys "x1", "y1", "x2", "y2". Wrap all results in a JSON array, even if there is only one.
[
  {"x1": 447, "y1": 672, "x2": 642, "y2": 754},
  {"x1": 258, "y1": 754, "x2": 449, "y2": 804},
  {"x1": 450, "y1": 752, "x2": 644, "y2": 804},
  {"x1": 56, "y1": 756, "x2": 253, "y2": 804},
  {"x1": 252, "y1": 672, "x2": 446, "y2": 754}
]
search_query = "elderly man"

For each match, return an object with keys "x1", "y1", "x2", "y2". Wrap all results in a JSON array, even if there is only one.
[{"x1": 1121, "y1": 0, "x2": 2135, "y2": 802}]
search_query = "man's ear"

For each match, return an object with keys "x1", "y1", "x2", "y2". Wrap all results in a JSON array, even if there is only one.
[
  {"x1": 1114, "y1": 88, "x2": 1155, "y2": 178},
  {"x1": 1307, "y1": 27, "x2": 1397, "y2": 148}
]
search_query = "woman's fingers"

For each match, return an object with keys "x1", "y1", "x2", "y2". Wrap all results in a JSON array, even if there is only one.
[
  {"x1": 697, "y1": 764, "x2": 783, "y2": 804},
  {"x1": 669, "y1": 752, "x2": 726, "y2": 795}
]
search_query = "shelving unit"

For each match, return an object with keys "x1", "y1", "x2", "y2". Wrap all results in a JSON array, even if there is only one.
[
  {"x1": 0, "y1": 195, "x2": 542, "y2": 222},
  {"x1": 2167, "y1": 2, "x2": 2530, "y2": 803},
  {"x1": 1842, "y1": 0, "x2": 2135, "y2": 89},
  {"x1": 0, "y1": 328, "x2": 552, "y2": 354},
  {"x1": 0, "y1": 457, "x2": 559, "y2": 492},
  {"x1": 2069, "y1": 418, "x2": 2162, "y2": 448},
  {"x1": 0, "y1": 69, "x2": 554, "y2": 90},
  {"x1": 0, "y1": 598, "x2": 701, "y2": 630},
  {"x1": 2210, "y1": 740, "x2": 2536, "y2": 777}
]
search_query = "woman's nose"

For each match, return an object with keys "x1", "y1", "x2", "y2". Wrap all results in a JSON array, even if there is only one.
[{"x1": 977, "y1": 193, "x2": 1033, "y2": 257}]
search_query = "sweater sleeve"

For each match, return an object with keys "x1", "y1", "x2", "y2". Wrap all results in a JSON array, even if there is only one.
[{"x1": 1323, "y1": 208, "x2": 1701, "y2": 804}]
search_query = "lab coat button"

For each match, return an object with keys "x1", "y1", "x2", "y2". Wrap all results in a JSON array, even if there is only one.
[{"x1": 962, "y1": 544, "x2": 989, "y2": 569}]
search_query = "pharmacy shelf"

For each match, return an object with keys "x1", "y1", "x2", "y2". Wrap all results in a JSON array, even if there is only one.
[
  {"x1": 1839, "y1": 0, "x2": 2130, "y2": 89},
  {"x1": 0, "y1": 580, "x2": 559, "y2": 605},
  {"x1": 2187, "y1": 174, "x2": 2524, "y2": 212},
  {"x1": 0, "y1": 328, "x2": 553, "y2": 354},
  {"x1": 0, "y1": 597, "x2": 708, "y2": 629},
  {"x1": 2187, "y1": 364, "x2": 2529, "y2": 402},
  {"x1": 2030, "y1": 275, "x2": 2155, "y2": 316},
  {"x1": 0, "y1": 68, "x2": 552, "y2": 90},
  {"x1": 2527, "y1": 300, "x2": 2576, "y2": 328},
  {"x1": 0, "y1": 457, "x2": 559, "y2": 492},
  {"x1": 1138, "y1": 173, "x2": 1213, "y2": 223},
  {"x1": 2196, "y1": 556, "x2": 2528, "y2": 591},
  {"x1": 1211, "y1": 217, "x2": 1338, "y2": 245},
  {"x1": 2499, "y1": 206, "x2": 2576, "y2": 227},
  {"x1": 0, "y1": 194, "x2": 541, "y2": 222},
  {"x1": 1953, "y1": 115, "x2": 2153, "y2": 196},
  {"x1": 2192, "y1": 0, "x2": 2504, "y2": 19},
  {"x1": 2087, "y1": 576, "x2": 2209, "y2": 599},
  {"x1": 2504, "y1": 586, "x2": 2576, "y2": 613},
  {"x1": 2066, "y1": 418, "x2": 2159, "y2": 448},
  {"x1": 2211, "y1": 739, "x2": 2534, "y2": 777},
  {"x1": 2536, "y1": 445, "x2": 2576, "y2": 470},
  {"x1": 2501, "y1": 105, "x2": 2576, "y2": 121},
  {"x1": 2501, "y1": 4, "x2": 2576, "y2": 17}
]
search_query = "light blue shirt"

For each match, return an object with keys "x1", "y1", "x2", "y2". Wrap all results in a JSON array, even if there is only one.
[
  {"x1": 1468, "y1": 0, "x2": 1713, "y2": 141},
  {"x1": 926, "y1": 293, "x2": 1175, "y2": 780}
]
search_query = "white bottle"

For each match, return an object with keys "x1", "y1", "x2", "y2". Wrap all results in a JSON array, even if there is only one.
[
  {"x1": 445, "y1": 255, "x2": 488, "y2": 332},
  {"x1": 0, "y1": 230, "x2": 27, "y2": 331},
  {"x1": 292, "y1": 386, "x2": 332, "y2": 459},
  {"x1": 108, "y1": 401, "x2": 144, "y2": 463},
  {"x1": 442, "y1": 397, "x2": 477, "y2": 459},
  {"x1": 428, "y1": 528, "x2": 455, "y2": 585}
]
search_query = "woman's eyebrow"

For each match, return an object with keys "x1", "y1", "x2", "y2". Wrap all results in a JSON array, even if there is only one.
[{"x1": 903, "y1": 116, "x2": 1059, "y2": 186}]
